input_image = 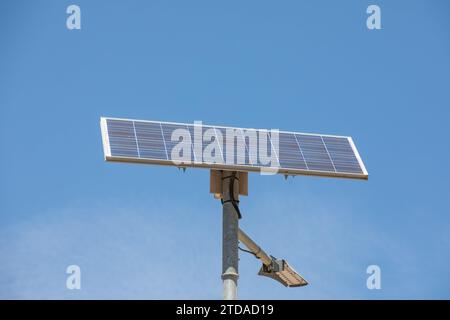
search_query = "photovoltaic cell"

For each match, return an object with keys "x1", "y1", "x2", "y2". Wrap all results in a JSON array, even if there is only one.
[
  {"x1": 279, "y1": 133, "x2": 307, "y2": 170},
  {"x1": 106, "y1": 119, "x2": 139, "y2": 158},
  {"x1": 295, "y1": 134, "x2": 335, "y2": 173},
  {"x1": 101, "y1": 117, "x2": 368, "y2": 179},
  {"x1": 134, "y1": 121, "x2": 167, "y2": 160},
  {"x1": 322, "y1": 136, "x2": 362, "y2": 174}
]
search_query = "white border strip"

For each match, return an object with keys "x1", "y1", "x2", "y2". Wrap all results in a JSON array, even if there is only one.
[
  {"x1": 104, "y1": 154, "x2": 368, "y2": 180},
  {"x1": 320, "y1": 136, "x2": 337, "y2": 173},
  {"x1": 100, "y1": 117, "x2": 111, "y2": 158},
  {"x1": 348, "y1": 137, "x2": 368, "y2": 177}
]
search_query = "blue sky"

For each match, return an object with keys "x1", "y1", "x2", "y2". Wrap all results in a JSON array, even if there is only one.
[{"x1": 1, "y1": 0, "x2": 449, "y2": 299}]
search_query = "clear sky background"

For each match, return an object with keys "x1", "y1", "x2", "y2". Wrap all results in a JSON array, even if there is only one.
[{"x1": 1, "y1": 0, "x2": 449, "y2": 299}]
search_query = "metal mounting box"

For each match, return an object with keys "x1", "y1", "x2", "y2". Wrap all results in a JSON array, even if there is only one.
[{"x1": 210, "y1": 170, "x2": 248, "y2": 198}]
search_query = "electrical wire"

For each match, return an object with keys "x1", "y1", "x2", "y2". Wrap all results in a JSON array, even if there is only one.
[
  {"x1": 221, "y1": 172, "x2": 242, "y2": 219},
  {"x1": 229, "y1": 172, "x2": 242, "y2": 219},
  {"x1": 238, "y1": 246, "x2": 257, "y2": 257}
]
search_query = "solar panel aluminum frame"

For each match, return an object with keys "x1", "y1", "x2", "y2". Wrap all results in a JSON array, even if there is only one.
[{"x1": 100, "y1": 117, "x2": 368, "y2": 180}]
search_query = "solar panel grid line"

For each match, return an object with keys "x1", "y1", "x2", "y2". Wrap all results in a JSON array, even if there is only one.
[
  {"x1": 293, "y1": 134, "x2": 309, "y2": 170},
  {"x1": 215, "y1": 127, "x2": 227, "y2": 164},
  {"x1": 159, "y1": 122, "x2": 169, "y2": 160},
  {"x1": 132, "y1": 121, "x2": 141, "y2": 158},
  {"x1": 100, "y1": 117, "x2": 368, "y2": 180},
  {"x1": 320, "y1": 135, "x2": 337, "y2": 173},
  {"x1": 267, "y1": 131, "x2": 280, "y2": 167}
]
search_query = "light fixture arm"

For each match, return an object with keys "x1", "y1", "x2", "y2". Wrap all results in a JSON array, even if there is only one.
[
  {"x1": 238, "y1": 228, "x2": 272, "y2": 267},
  {"x1": 238, "y1": 227, "x2": 309, "y2": 287}
]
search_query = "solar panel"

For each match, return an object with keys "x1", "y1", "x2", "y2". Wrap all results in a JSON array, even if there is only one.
[{"x1": 100, "y1": 117, "x2": 368, "y2": 179}]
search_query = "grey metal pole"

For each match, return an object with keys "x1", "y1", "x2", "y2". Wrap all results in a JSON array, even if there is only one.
[{"x1": 221, "y1": 171, "x2": 239, "y2": 300}]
